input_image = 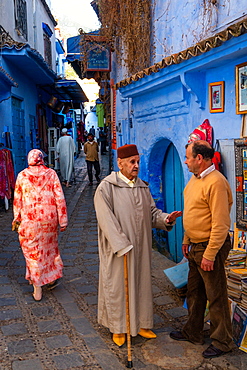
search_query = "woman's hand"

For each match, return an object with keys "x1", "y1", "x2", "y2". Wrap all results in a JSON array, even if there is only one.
[{"x1": 12, "y1": 221, "x2": 21, "y2": 232}]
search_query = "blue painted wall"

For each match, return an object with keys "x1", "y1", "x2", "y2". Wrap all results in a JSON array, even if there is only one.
[
  {"x1": 117, "y1": 32, "x2": 247, "y2": 185},
  {"x1": 153, "y1": 0, "x2": 247, "y2": 62},
  {"x1": 0, "y1": 57, "x2": 53, "y2": 174},
  {"x1": 0, "y1": 59, "x2": 38, "y2": 170},
  {"x1": 111, "y1": 5, "x2": 247, "y2": 260}
]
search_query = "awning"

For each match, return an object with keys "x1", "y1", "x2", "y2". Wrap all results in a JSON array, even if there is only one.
[
  {"x1": 67, "y1": 35, "x2": 83, "y2": 63},
  {"x1": 42, "y1": 22, "x2": 53, "y2": 38},
  {"x1": 54, "y1": 79, "x2": 88, "y2": 103},
  {"x1": 1, "y1": 44, "x2": 56, "y2": 85},
  {"x1": 0, "y1": 66, "x2": 18, "y2": 103},
  {"x1": 56, "y1": 38, "x2": 65, "y2": 55},
  {"x1": 66, "y1": 32, "x2": 104, "y2": 62},
  {"x1": 40, "y1": 79, "x2": 89, "y2": 108}
]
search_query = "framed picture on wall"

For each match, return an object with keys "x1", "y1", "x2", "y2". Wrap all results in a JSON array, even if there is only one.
[
  {"x1": 234, "y1": 139, "x2": 247, "y2": 229},
  {"x1": 236, "y1": 62, "x2": 247, "y2": 114},
  {"x1": 234, "y1": 223, "x2": 247, "y2": 251},
  {"x1": 209, "y1": 81, "x2": 224, "y2": 113}
]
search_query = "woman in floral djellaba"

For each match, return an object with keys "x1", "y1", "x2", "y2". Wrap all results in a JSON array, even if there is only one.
[{"x1": 12, "y1": 149, "x2": 68, "y2": 301}]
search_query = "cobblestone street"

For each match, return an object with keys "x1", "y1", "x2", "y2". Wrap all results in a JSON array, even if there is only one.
[{"x1": 0, "y1": 151, "x2": 247, "y2": 369}]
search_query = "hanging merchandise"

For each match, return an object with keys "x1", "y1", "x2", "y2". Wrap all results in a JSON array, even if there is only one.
[
  {"x1": 96, "y1": 103, "x2": 105, "y2": 127},
  {"x1": 188, "y1": 119, "x2": 213, "y2": 145},
  {"x1": 188, "y1": 119, "x2": 223, "y2": 172},
  {"x1": 212, "y1": 140, "x2": 222, "y2": 172},
  {"x1": 62, "y1": 103, "x2": 71, "y2": 114},
  {"x1": 5, "y1": 132, "x2": 12, "y2": 149},
  {"x1": 53, "y1": 101, "x2": 64, "y2": 113},
  {"x1": 0, "y1": 148, "x2": 15, "y2": 209},
  {"x1": 47, "y1": 96, "x2": 58, "y2": 109}
]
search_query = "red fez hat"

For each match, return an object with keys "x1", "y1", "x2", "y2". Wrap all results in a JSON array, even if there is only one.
[{"x1": 117, "y1": 144, "x2": 139, "y2": 159}]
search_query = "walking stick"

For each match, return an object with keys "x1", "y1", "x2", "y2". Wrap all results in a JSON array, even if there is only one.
[{"x1": 124, "y1": 253, "x2": 133, "y2": 368}]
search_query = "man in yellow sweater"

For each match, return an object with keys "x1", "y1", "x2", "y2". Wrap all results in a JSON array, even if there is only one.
[
  {"x1": 170, "y1": 140, "x2": 233, "y2": 358},
  {"x1": 84, "y1": 133, "x2": 100, "y2": 186}
]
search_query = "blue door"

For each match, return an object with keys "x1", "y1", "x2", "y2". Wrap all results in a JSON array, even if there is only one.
[
  {"x1": 162, "y1": 143, "x2": 184, "y2": 262},
  {"x1": 12, "y1": 97, "x2": 26, "y2": 175}
]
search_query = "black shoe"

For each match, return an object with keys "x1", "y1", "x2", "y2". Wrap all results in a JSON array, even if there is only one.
[
  {"x1": 202, "y1": 344, "x2": 228, "y2": 358},
  {"x1": 170, "y1": 331, "x2": 204, "y2": 345},
  {"x1": 89, "y1": 182, "x2": 93, "y2": 186},
  {"x1": 96, "y1": 177, "x2": 101, "y2": 183},
  {"x1": 170, "y1": 331, "x2": 188, "y2": 341}
]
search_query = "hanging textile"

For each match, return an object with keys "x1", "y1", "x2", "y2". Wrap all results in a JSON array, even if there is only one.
[
  {"x1": 96, "y1": 104, "x2": 105, "y2": 127},
  {"x1": 188, "y1": 119, "x2": 223, "y2": 172},
  {"x1": 0, "y1": 149, "x2": 15, "y2": 199},
  {"x1": 188, "y1": 119, "x2": 213, "y2": 146}
]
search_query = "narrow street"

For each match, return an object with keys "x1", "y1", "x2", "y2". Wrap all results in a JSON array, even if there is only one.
[{"x1": 0, "y1": 151, "x2": 246, "y2": 370}]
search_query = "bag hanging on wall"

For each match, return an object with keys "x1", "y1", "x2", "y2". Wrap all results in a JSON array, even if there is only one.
[
  {"x1": 212, "y1": 139, "x2": 222, "y2": 172},
  {"x1": 188, "y1": 119, "x2": 222, "y2": 172},
  {"x1": 188, "y1": 119, "x2": 213, "y2": 145}
]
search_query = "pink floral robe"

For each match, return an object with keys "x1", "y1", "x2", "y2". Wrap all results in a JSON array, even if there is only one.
[{"x1": 13, "y1": 165, "x2": 68, "y2": 286}]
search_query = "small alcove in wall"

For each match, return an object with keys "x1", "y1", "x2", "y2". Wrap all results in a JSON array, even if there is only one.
[{"x1": 148, "y1": 138, "x2": 184, "y2": 262}]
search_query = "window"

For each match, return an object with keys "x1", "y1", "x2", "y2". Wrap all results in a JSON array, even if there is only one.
[
  {"x1": 42, "y1": 23, "x2": 53, "y2": 69},
  {"x1": 14, "y1": 0, "x2": 28, "y2": 40},
  {"x1": 43, "y1": 33, "x2": 52, "y2": 68}
]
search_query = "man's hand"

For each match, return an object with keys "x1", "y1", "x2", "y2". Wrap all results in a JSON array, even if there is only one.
[
  {"x1": 166, "y1": 211, "x2": 182, "y2": 223},
  {"x1": 201, "y1": 257, "x2": 214, "y2": 271},
  {"x1": 60, "y1": 226, "x2": 67, "y2": 232},
  {"x1": 182, "y1": 244, "x2": 189, "y2": 258}
]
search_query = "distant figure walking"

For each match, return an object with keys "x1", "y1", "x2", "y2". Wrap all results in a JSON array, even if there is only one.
[
  {"x1": 99, "y1": 127, "x2": 106, "y2": 155},
  {"x1": 84, "y1": 133, "x2": 100, "y2": 186},
  {"x1": 12, "y1": 149, "x2": 68, "y2": 301},
  {"x1": 56, "y1": 128, "x2": 76, "y2": 187},
  {"x1": 89, "y1": 125, "x2": 96, "y2": 136}
]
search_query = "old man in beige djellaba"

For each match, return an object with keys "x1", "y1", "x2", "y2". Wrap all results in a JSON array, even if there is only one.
[{"x1": 94, "y1": 144, "x2": 182, "y2": 346}]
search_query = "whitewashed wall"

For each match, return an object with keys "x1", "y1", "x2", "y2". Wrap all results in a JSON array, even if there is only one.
[{"x1": 0, "y1": 0, "x2": 56, "y2": 72}]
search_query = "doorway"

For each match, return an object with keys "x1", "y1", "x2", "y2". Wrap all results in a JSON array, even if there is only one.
[
  {"x1": 162, "y1": 143, "x2": 184, "y2": 262},
  {"x1": 11, "y1": 96, "x2": 26, "y2": 175},
  {"x1": 148, "y1": 139, "x2": 184, "y2": 262}
]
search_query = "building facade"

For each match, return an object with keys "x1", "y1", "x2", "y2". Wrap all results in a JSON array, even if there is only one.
[
  {"x1": 108, "y1": 0, "x2": 247, "y2": 261},
  {"x1": 0, "y1": 0, "x2": 87, "y2": 177}
]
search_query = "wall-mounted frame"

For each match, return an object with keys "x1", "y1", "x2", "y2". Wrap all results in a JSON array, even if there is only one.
[
  {"x1": 236, "y1": 62, "x2": 247, "y2": 114},
  {"x1": 209, "y1": 81, "x2": 224, "y2": 113},
  {"x1": 234, "y1": 139, "x2": 247, "y2": 229},
  {"x1": 233, "y1": 223, "x2": 247, "y2": 251}
]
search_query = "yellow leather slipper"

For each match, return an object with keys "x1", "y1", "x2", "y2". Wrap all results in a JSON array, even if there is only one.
[
  {"x1": 138, "y1": 329, "x2": 157, "y2": 338},
  {"x1": 113, "y1": 333, "x2": 126, "y2": 347}
]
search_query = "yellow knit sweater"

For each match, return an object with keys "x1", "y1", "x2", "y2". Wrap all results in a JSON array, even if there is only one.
[{"x1": 183, "y1": 170, "x2": 233, "y2": 261}]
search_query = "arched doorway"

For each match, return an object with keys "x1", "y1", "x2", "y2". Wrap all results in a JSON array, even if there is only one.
[
  {"x1": 148, "y1": 139, "x2": 184, "y2": 262},
  {"x1": 162, "y1": 143, "x2": 184, "y2": 262}
]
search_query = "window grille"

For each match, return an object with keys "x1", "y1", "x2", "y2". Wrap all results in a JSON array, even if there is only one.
[
  {"x1": 43, "y1": 33, "x2": 52, "y2": 68},
  {"x1": 14, "y1": 0, "x2": 28, "y2": 40}
]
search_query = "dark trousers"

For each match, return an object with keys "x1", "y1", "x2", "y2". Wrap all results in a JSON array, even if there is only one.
[
  {"x1": 100, "y1": 140, "x2": 106, "y2": 154},
  {"x1": 182, "y1": 235, "x2": 233, "y2": 352},
  {"x1": 86, "y1": 160, "x2": 100, "y2": 183}
]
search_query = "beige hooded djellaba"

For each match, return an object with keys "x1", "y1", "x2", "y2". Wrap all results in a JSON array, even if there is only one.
[{"x1": 94, "y1": 171, "x2": 173, "y2": 336}]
